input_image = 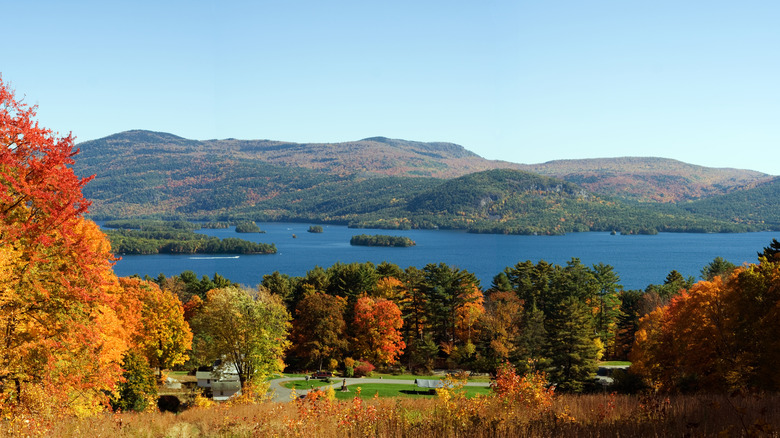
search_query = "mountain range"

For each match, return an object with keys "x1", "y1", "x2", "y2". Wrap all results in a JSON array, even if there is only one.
[{"x1": 72, "y1": 130, "x2": 780, "y2": 235}]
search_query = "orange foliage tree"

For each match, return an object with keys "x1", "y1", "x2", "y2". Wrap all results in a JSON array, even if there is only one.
[
  {"x1": 478, "y1": 290, "x2": 523, "y2": 367},
  {"x1": 1, "y1": 77, "x2": 130, "y2": 415},
  {"x1": 632, "y1": 255, "x2": 780, "y2": 392},
  {"x1": 351, "y1": 296, "x2": 406, "y2": 366},
  {"x1": 116, "y1": 277, "x2": 193, "y2": 374}
]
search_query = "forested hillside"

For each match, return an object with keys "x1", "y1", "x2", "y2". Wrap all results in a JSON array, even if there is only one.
[
  {"x1": 678, "y1": 177, "x2": 780, "y2": 228},
  {"x1": 72, "y1": 130, "x2": 779, "y2": 234},
  {"x1": 520, "y1": 157, "x2": 770, "y2": 202}
]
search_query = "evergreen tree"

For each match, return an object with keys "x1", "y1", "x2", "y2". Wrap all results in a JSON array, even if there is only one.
[
  {"x1": 407, "y1": 333, "x2": 439, "y2": 373},
  {"x1": 490, "y1": 272, "x2": 513, "y2": 292},
  {"x1": 758, "y1": 238, "x2": 780, "y2": 261},
  {"x1": 420, "y1": 263, "x2": 481, "y2": 345},
  {"x1": 544, "y1": 297, "x2": 599, "y2": 392},
  {"x1": 515, "y1": 304, "x2": 547, "y2": 374},
  {"x1": 613, "y1": 290, "x2": 644, "y2": 360},
  {"x1": 700, "y1": 256, "x2": 737, "y2": 281},
  {"x1": 591, "y1": 263, "x2": 623, "y2": 357}
]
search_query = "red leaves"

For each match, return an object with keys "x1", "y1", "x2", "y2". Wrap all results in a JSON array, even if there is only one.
[
  {"x1": 352, "y1": 296, "x2": 405, "y2": 365},
  {"x1": 1, "y1": 77, "x2": 93, "y2": 247},
  {"x1": 0, "y1": 79, "x2": 127, "y2": 416},
  {"x1": 632, "y1": 260, "x2": 780, "y2": 393}
]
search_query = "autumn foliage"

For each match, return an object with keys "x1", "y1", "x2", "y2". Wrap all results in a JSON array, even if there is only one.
[
  {"x1": 351, "y1": 296, "x2": 405, "y2": 366},
  {"x1": 0, "y1": 78, "x2": 195, "y2": 417},
  {"x1": 116, "y1": 277, "x2": 193, "y2": 373},
  {"x1": 0, "y1": 78, "x2": 132, "y2": 415},
  {"x1": 631, "y1": 256, "x2": 780, "y2": 392}
]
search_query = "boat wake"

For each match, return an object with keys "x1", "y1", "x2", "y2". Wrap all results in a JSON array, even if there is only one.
[{"x1": 188, "y1": 256, "x2": 240, "y2": 260}]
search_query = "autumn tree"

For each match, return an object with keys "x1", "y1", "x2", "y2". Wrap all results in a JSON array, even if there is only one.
[
  {"x1": 476, "y1": 290, "x2": 523, "y2": 370},
  {"x1": 632, "y1": 254, "x2": 780, "y2": 393},
  {"x1": 192, "y1": 286, "x2": 290, "y2": 389},
  {"x1": 351, "y1": 296, "x2": 405, "y2": 366},
  {"x1": 374, "y1": 276, "x2": 405, "y2": 302},
  {"x1": 289, "y1": 290, "x2": 348, "y2": 370},
  {"x1": 117, "y1": 277, "x2": 193, "y2": 376},
  {"x1": 0, "y1": 79, "x2": 130, "y2": 415}
]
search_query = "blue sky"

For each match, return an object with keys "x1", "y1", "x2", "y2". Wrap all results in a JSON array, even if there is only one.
[{"x1": 3, "y1": 1, "x2": 779, "y2": 174}]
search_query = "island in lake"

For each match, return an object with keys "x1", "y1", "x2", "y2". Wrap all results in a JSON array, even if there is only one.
[{"x1": 350, "y1": 234, "x2": 416, "y2": 247}]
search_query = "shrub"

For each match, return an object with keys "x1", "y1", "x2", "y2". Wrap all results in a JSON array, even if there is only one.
[
  {"x1": 353, "y1": 360, "x2": 375, "y2": 377},
  {"x1": 344, "y1": 357, "x2": 355, "y2": 377},
  {"x1": 110, "y1": 351, "x2": 157, "y2": 412}
]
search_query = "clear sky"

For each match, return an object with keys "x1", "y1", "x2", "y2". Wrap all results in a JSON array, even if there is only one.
[{"x1": 2, "y1": 1, "x2": 779, "y2": 174}]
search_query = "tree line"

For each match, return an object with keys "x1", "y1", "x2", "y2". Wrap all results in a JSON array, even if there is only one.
[{"x1": 349, "y1": 234, "x2": 415, "y2": 247}]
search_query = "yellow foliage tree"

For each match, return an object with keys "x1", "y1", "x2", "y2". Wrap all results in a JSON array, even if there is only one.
[{"x1": 117, "y1": 277, "x2": 193, "y2": 374}]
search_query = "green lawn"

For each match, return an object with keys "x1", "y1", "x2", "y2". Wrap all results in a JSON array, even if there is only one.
[
  {"x1": 599, "y1": 361, "x2": 631, "y2": 366},
  {"x1": 334, "y1": 384, "x2": 490, "y2": 400},
  {"x1": 372, "y1": 372, "x2": 492, "y2": 383},
  {"x1": 282, "y1": 380, "x2": 334, "y2": 390},
  {"x1": 281, "y1": 380, "x2": 491, "y2": 400}
]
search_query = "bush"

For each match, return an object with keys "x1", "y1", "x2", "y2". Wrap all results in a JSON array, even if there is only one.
[
  {"x1": 353, "y1": 360, "x2": 375, "y2": 377},
  {"x1": 110, "y1": 351, "x2": 157, "y2": 412},
  {"x1": 344, "y1": 357, "x2": 355, "y2": 377}
]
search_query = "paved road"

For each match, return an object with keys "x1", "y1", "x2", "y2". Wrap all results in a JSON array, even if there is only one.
[{"x1": 266, "y1": 377, "x2": 490, "y2": 402}]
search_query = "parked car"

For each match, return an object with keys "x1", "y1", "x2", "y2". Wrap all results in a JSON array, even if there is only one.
[{"x1": 311, "y1": 370, "x2": 333, "y2": 379}]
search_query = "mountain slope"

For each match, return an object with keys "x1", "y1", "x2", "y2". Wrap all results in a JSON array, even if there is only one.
[
  {"x1": 679, "y1": 177, "x2": 780, "y2": 228},
  {"x1": 72, "y1": 130, "x2": 778, "y2": 234},
  {"x1": 520, "y1": 157, "x2": 770, "y2": 202}
]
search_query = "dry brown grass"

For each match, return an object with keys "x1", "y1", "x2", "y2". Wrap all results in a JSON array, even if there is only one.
[{"x1": 3, "y1": 392, "x2": 780, "y2": 437}]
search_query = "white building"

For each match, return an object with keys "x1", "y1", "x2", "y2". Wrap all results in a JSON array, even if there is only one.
[{"x1": 196, "y1": 362, "x2": 242, "y2": 401}]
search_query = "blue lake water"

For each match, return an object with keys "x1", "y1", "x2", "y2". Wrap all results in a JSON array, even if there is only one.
[{"x1": 110, "y1": 223, "x2": 780, "y2": 291}]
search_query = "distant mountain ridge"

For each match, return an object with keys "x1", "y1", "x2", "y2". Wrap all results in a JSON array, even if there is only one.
[
  {"x1": 71, "y1": 130, "x2": 780, "y2": 234},
  {"x1": 76, "y1": 130, "x2": 771, "y2": 202},
  {"x1": 520, "y1": 157, "x2": 770, "y2": 202}
]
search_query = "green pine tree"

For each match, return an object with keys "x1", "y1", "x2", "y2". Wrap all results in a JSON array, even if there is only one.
[
  {"x1": 515, "y1": 304, "x2": 547, "y2": 374},
  {"x1": 544, "y1": 297, "x2": 599, "y2": 392}
]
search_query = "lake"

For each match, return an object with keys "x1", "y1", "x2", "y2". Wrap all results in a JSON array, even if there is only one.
[{"x1": 110, "y1": 223, "x2": 779, "y2": 291}]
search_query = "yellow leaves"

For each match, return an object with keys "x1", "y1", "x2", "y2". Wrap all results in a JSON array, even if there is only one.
[{"x1": 117, "y1": 277, "x2": 193, "y2": 370}]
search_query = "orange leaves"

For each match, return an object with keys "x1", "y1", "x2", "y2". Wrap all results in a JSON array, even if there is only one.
[
  {"x1": 1, "y1": 79, "x2": 134, "y2": 416},
  {"x1": 117, "y1": 277, "x2": 193, "y2": 371},
  {"x1": 0, "y1": 78, "x2": 92, "y2": 248},
  {"x1": 491, "y1": 362, "x2": 555, "y2": 413},
  {"x1": 632, "y1": 260, "x2": 780, "y2": 392},
  {"x1": 352, "y1": 296, "x2": 405, "y2": 366}
]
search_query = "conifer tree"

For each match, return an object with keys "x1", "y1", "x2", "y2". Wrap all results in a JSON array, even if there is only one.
[{"x1": 544, "y1": 297, "x2": 599, "y2": 392}]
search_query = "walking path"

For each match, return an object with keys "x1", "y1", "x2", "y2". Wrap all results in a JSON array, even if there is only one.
[{"x1": 266, "y1": 376, "x2": 490, "y2": 402}]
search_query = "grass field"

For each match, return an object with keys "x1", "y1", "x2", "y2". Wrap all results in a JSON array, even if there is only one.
[
  {"x1": 9, "y1": 392, "x2": 779, "y2": 437},
  {"x1": 281, "y1": 380, "x2": 491, "y2": 400},
  {"x1": 599, "y1": 361, "x2": 631, "y2": 366}
]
